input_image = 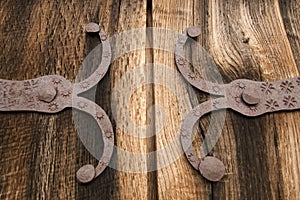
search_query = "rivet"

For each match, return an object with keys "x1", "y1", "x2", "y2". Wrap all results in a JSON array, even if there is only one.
[
  {"x1": 37, "y1": 84, "x2": 57, "y2": 103},
  {"x1": 242, "y1": 90, "x2": 260, "y2": 105},
  {"x1": 187, "y1": 26, "x2": 201, "y2": 38}
]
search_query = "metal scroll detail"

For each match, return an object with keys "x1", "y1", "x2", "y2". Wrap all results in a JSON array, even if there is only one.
[
  {"x1": 0, "y1": 23, "x2": 113, "y2": 184},
  {"x1": 175, "y1": 26, "x2": 300, "y2": 182}
]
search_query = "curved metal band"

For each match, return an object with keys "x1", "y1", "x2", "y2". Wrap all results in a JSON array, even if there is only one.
[
  {"x1": 73, "y1": 28, "x2": 112, "y2": 95},
  {"x1": 72, "y1": 97, "x2": 114, "y2": 181},
  {"x1": 175, "y1": 32, "x2": 226, "y2": 96},
  {"x1": 181, "y1": 98, "x2": 227, "y2": 170}
]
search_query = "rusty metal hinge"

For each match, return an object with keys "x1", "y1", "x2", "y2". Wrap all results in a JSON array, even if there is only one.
[
  {"x1": 176, "y1": 26, "x2": 300, "y2": 182},
  {"x1": 0, "y1": 23, "x2": 113, "y2": 184}
]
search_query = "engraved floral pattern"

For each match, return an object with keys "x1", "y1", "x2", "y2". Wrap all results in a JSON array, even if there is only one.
[
  {"x1": 52, "y1": 78, "x2": 62, "y2": 85},
  {"x1": 100, "y1": 34, "x2": 107, "y2": 41},
  {"x1": 78, "y1": 101, "x2": 88, "y2": 109},
  {"x1": 297, "y1": 77, "x2": 300, "y2": 86},
  {"x1": 24, "y1": 79, "x2": 38, "y2": 88},
  {"x1": 212, "y1": 86, "x2": 221, "y2": 94},
  {"x1": 23, "y1": 80, "x2": 38, "y2": 96},
  {"x1": 234, "y1": 96, "x2": 241, "y2": 104},
  {"x1": 181, "y1": 128, "x2": 191, "y2": 139},
  {"x1": 49, "y1": 102, "x2": 59, "y2": 111},
  {"x1": 98, "y1": 161, "x2": 108, "y2": 169},
  {"x1": 80, "y1": 81, "x2": 90, "y2": 89},
  {"x1": 0, "y1": 82, "x2": 16, "y2": 97},
  {"x1": 213, "y1": 100, "x2": 220, "y2": 109},
  {"x1": 187, "y1": 153, "x2": 196, "y2": 162},
  {"x1": 283, "y1": 95, "x2": 297, "y2": 108},
  {"x1": 178, "y1": 36, "x2": 186, "y2": 44},
  {"x1": 280, "y1": 81, "x2": 294, "y2": 94},
  {"x1": 105, "y1": 130, "x2": 113, "y2": 139},
  {"x1": 265, "y1": 99, "x2": 279, "y2": 111},
  {"x1": 187, "y1": 72, "x2": 196, "y2": 80},
  {"x1": 235, "y1": 82, "x2": 246, "y2": 90},
  {"x1": 192, "y1": 109, "x2": 201, "y2": 117},
  {"x1": 61, "y1": 90, "x2": 71, "y2": 98},
  {"x1": 260, "y1": 82, "x2": 275, "y2": 95},
  {"x1": 176, "y1": 57, "x2": 186, "y2": 66},
  {"x1": 103, "y1": 51, "x2": 111, "y2": 58},
  {"x1": 249, "y1": 106, "x2": 258, "y2": 112},
  {"x1": 96, "y1": 113, "x2": 105, "y2": 121},
  {"x1": 96, "y1": 71, "x2": 105, "y2": 78}
]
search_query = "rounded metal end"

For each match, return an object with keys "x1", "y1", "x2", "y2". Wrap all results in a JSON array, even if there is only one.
[
  {"x1": 187, "y1": 26, "x2": 201, "y2": 38},
  {"x1": 198, "y1": 156, "x2": 225, "y2": 182},
  {"x1": 76, "y1": 164, "x2": 96, "y2": 183},
  {"x1": 85, "y1": 22, "x2": 100, "y2": 33}
]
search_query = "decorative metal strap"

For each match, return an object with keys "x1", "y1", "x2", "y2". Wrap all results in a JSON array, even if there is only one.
[
  {"x1": 0, "y1": 23, "x2": 113, "y2": 184},
  {"x1": 175, "y1": 26, "x2": 300, "y2": 182}
]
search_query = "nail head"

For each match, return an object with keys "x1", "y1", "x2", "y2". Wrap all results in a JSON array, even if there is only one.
[
  {"x1": 199, "y1": 156, "x2": 225, "y2": 182},
  {"x1": 85, "y1": 23, "x2": 100, "y2": 33},
  {"x1": 187, "y1": 26, "x2": 201, "y2": 38}
]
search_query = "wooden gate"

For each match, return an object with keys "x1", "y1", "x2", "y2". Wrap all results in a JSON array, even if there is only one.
[{"x1": 1, "y1": 0, "x2": 300, "y2": 199}]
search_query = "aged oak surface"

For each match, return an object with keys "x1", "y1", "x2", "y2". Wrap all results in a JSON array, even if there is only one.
[{"x1": 0, "y1": 0, "x2": 300, "y2": 199}]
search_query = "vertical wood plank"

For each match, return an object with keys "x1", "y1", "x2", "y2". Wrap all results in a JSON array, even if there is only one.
[
  {"x1": 151, "y1": 0, "x2": 300, "y2": 199},
  {"x1": 104, "y1": 0, "x2": 157, "y2": 199},
  {"x1": 207, "y1": 0, "x2": 300, "y2": 199},
  {"x1": 0, "y1": 0, "x2": 120, "y2": 199},
  {"x1": 151, "y1": 0, "x2": 211, "y2": 199}
]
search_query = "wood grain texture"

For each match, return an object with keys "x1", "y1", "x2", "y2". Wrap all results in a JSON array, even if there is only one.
[
  {"x1": 152, "y1": 0, "x2": 300, "y2": 199},
  {"x1": 0, "y1": 0, "x2": 300, "y2": 199},
  {"x1": 0, "y1": 0, "x2": 119, "y2": 199},
  {"x1": 151, "y1": 1, "x2": 211, "y2": 199}
]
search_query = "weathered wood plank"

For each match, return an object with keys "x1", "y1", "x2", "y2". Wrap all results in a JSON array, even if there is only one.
[
  {"x1": 1, "y1": 0, "x2": 300, "y2": 199},
  {"x1": 105, "y1": 0, "x2": 158, "y2": 199},
  {"x1": 0, "y1": 0, "x2": 120, "y2": 199},
  {"x1": 152, "y1": 0, "x2": 300, "y2": 199},
  {"x1": 207, "y1": 0, "x2": 300, "y2": 199},
  {"x1": 151, "y1": 0, "x2": 211, "y2": 199}
]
